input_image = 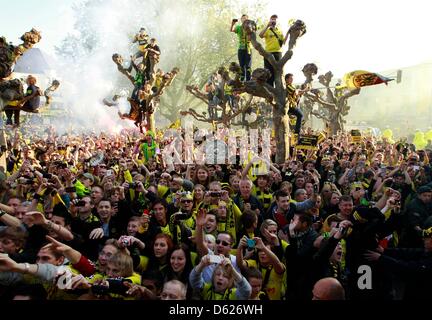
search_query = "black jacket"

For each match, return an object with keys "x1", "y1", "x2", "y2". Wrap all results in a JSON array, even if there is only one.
[
  {"x1": 284, "y1": 227, "x2": 318, "y2": 300},
  {"x1": 377, "y1": 248, "x2": 432, "y2": 300}
]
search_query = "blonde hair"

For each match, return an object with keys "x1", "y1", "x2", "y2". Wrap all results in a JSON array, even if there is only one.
[
  {"x1": 211, "y1": 264, "x2": 234, "y2": 289},
  {"x1": 260, "y1": 219, "x2": 278, "y2": 235},
  {"x1": 107, "y1": 252, "x2": 134, "y2": 278}
]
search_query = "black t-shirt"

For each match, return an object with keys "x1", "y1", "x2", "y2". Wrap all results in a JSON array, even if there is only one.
[
  {"x1": 25, "y1": 84, "x2": 41, "y2": 109},
  {"x1": 148, "y1": 45, "x2": 161, "y2": 58}
]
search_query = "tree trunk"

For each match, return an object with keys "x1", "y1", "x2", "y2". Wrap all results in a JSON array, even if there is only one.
[
  {"x1": 273, "y1": 68, "x2": 289, "y2": 163},
  {"x1": 273, "y1": 107, "x2": 290, "y2": 163},
  {"x1": 328, "y1": 111, "x2": 343, "y2": 135}
]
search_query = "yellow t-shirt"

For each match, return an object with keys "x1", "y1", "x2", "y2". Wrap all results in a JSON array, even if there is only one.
[
  {"x1": 263, "y1": 27, "x2": 284, "y2": 53},
  {"x1": 202, "y1": 283, "x2": 238, "y2": 300},
  {"x1": 246, "y1": 260, "x2": 285, "y2": 300}
]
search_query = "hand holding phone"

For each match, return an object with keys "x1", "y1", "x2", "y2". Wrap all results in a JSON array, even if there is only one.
[{"x1": 209, "y1": 255, "x2": 223, "y2": 264}]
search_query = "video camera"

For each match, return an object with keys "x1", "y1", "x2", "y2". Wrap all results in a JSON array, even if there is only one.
[{"x1": 92, "y1": 278, "x2": 132, "y2": 296}]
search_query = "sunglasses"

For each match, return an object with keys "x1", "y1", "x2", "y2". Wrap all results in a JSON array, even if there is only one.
[
  {"x1": 181, "y1": 200, "x2": 193, "y2": 203},
  {"x1": 215, "y1": 239, "x2": 231, "y2": 246}
]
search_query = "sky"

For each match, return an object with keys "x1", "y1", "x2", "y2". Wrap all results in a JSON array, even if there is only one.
[{"x1": 1, "y1": 0, "x2": 431, "y2": 78}]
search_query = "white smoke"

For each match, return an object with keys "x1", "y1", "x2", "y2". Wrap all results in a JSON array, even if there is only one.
[{"x1": 51, "y1": 0, "x2": 207, "y2": 134}]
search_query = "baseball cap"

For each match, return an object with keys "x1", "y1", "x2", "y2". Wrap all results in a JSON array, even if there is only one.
[
  {"x1": 81, "y1": 173, "x2": 95, "y2": 184},
  {"x1": 180, "y1": 191, "x2": 193, "y2": 201},
  {"x1": 422, "y1": 227, "x2": 432, "y2": 238},
  {"x1": 417, "y1": 186, "x2": 432, "y2": 194}
]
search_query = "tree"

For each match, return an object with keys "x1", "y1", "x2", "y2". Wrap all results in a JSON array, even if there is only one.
[
  {"x1": 234, "y1": 19, "x2": 316, "y2": 163},
  {"x1": 303, "y1": 71, "x2": 361, "y2": 135},
  {"x1": 55, "y1": 0, "x2": 266, "y2": 124},
  {"x1": 182, "y1": 20, "x2": 318, "y2": 163},
  {"x1": 157, "y1": 0, "x2": 267, "y2": 123},
  {"x1": 0, "y1": 28, "x2": 41, "y2": 110},
  {"x1": 110, "y1": 53, "x2": 179, "y2": 132},
  {"x1": 181, "y1": 62, "x2": 255, "y2": 127}
]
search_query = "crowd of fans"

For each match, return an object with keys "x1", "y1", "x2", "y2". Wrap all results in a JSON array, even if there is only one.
[
  {"x1": 2, "y1": 9, "x2": 431, "y2": 304},
  {"x1": 0, "y1": 124, "x2": 431, "y2": 301}
]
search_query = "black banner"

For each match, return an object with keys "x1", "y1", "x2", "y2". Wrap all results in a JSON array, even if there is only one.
[{"x1": 296, "y1": 135, "x2": 319, "y2": 150}]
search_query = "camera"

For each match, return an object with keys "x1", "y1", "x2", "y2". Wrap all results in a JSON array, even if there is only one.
[
  {"x1": 129, "y1": 182, "x2": 137, "y2": 189},
  {"x1": 174, "y1": 213, "x2": 189, "y2": 221},
  {"x1": 384, "y1": 179, "x2": 393, "y2": 187},
  {"x1": 91, "y1": 284, "x2": 110, "y2": 296},
  {"x1": 76, "y1": 200, "x2": 86, "y2": 207},
  {"x1": 339, "y1": 226, "x2": 348, "y2": 236},
  {"x1": 43, "y1": 172, "x2": 52, "y2": 179},
  {"x1": 57, "y1": 162, "x2": 68, "y2": 169},
  {"x1": 19, "y1": 177, "x2": 34, "y2": 185},
  {"x1": 210, "y1": 191, "x2": 221, "y2": 198},
  {"x1": 246, "y1": 238, "x2": 256, "y2": 251},
  {"x1": 270, "y1": 21, "x2": 276, "y2": 27},
  {"x1": 232, "y1": 18, "x2": 238, "y2": 23},
  {"x1": 92, "y1": 279, "x2": 132, "y2": 296},
  {"x1": 122, "y1": 237, "x2": 131, "y2": 247}
]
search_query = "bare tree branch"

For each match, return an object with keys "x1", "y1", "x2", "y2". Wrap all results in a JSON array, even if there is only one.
[
  {"x1": 112, "y1": 54, "x2": 135, "y2": 85},
  {"x1": 339, "y1": 88, "x2": 361, "y2": 106},
  {"x1": 180, "y1": 109, "x2": 212, "y2": 123},
  {"x1": 304, "y1": 92, "x2": 336, "y2": 109},
  {"x1": 310, "y1": 110, "x2": 330, "y2": 123},
  {"x1": 278, "y1": 49, "x2": 293, "y2": 68},
  {"x1": 185, "y1": 85, "x2": 209, "y2": 105}
]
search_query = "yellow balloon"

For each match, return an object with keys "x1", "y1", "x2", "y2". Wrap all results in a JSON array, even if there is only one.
[
  {"x1": 382, "y1": 129, "x2": 393, "y2": 139},
  {"x1": 425, "y1": 130, "x2": 432, "y2": 141},
  {"x1": 382, "y1": 129, "x2": 394, "y2": 143},
  {"x1": 413, "y1": 132, "x2": 427, "y2": 150}
]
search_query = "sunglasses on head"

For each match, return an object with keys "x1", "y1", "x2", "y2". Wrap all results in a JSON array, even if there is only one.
[{"x1": 216, "y1": 239, "x2": 231, "y2": 246}]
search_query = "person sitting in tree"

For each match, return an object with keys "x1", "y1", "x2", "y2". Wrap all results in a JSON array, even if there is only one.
[
  {"x1": 285, "y1": 73, "x2": 309, "y2": 141},
  {"x1": 132, "y1": 27, "x2": 149, "y2": 61}
]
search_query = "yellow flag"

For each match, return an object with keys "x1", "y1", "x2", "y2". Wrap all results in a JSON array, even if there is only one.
[
  {"x1": 169, "y1": 119, "x2": 181, "y2": 129},
  {"x1": 343, "y1": 70, "x2": 393, "y2": 89}
]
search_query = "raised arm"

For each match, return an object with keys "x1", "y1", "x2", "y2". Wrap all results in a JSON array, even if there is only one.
[
  {"x1": 230, "y1": 20, "x2": 237, "y2": 33},
  {"x1": 222, "y1": 257, "x2": 251, "y2": 300},
  {"x1": 195, "y1": 208, "x2": 210, "y2": 257},
  {"x1": 254, "y1": 237, "x2": 285, "y2": 274},
  {"x1": 236, "y1": 236, "x2": 249, "y2": 272},
  {"x1": 259, "y1": 22, "x2": 270, "y2": 38},
  {"x1": 0, "y1": 208, "x2": 21, "y2": 228},
  {"x1": 25, "y1": 212, "x2": 74, "y2": 242}
]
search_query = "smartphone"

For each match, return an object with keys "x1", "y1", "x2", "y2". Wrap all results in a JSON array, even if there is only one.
[
  {"x1": 209, "y1": 255, "x2": 223, "y2": 264},
  {"x1": 106, "y1": 170, "x2": 113, "y2": 177},
  {"x1": 413, "y1": 165, "x2": 420, "y2": 171}
]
